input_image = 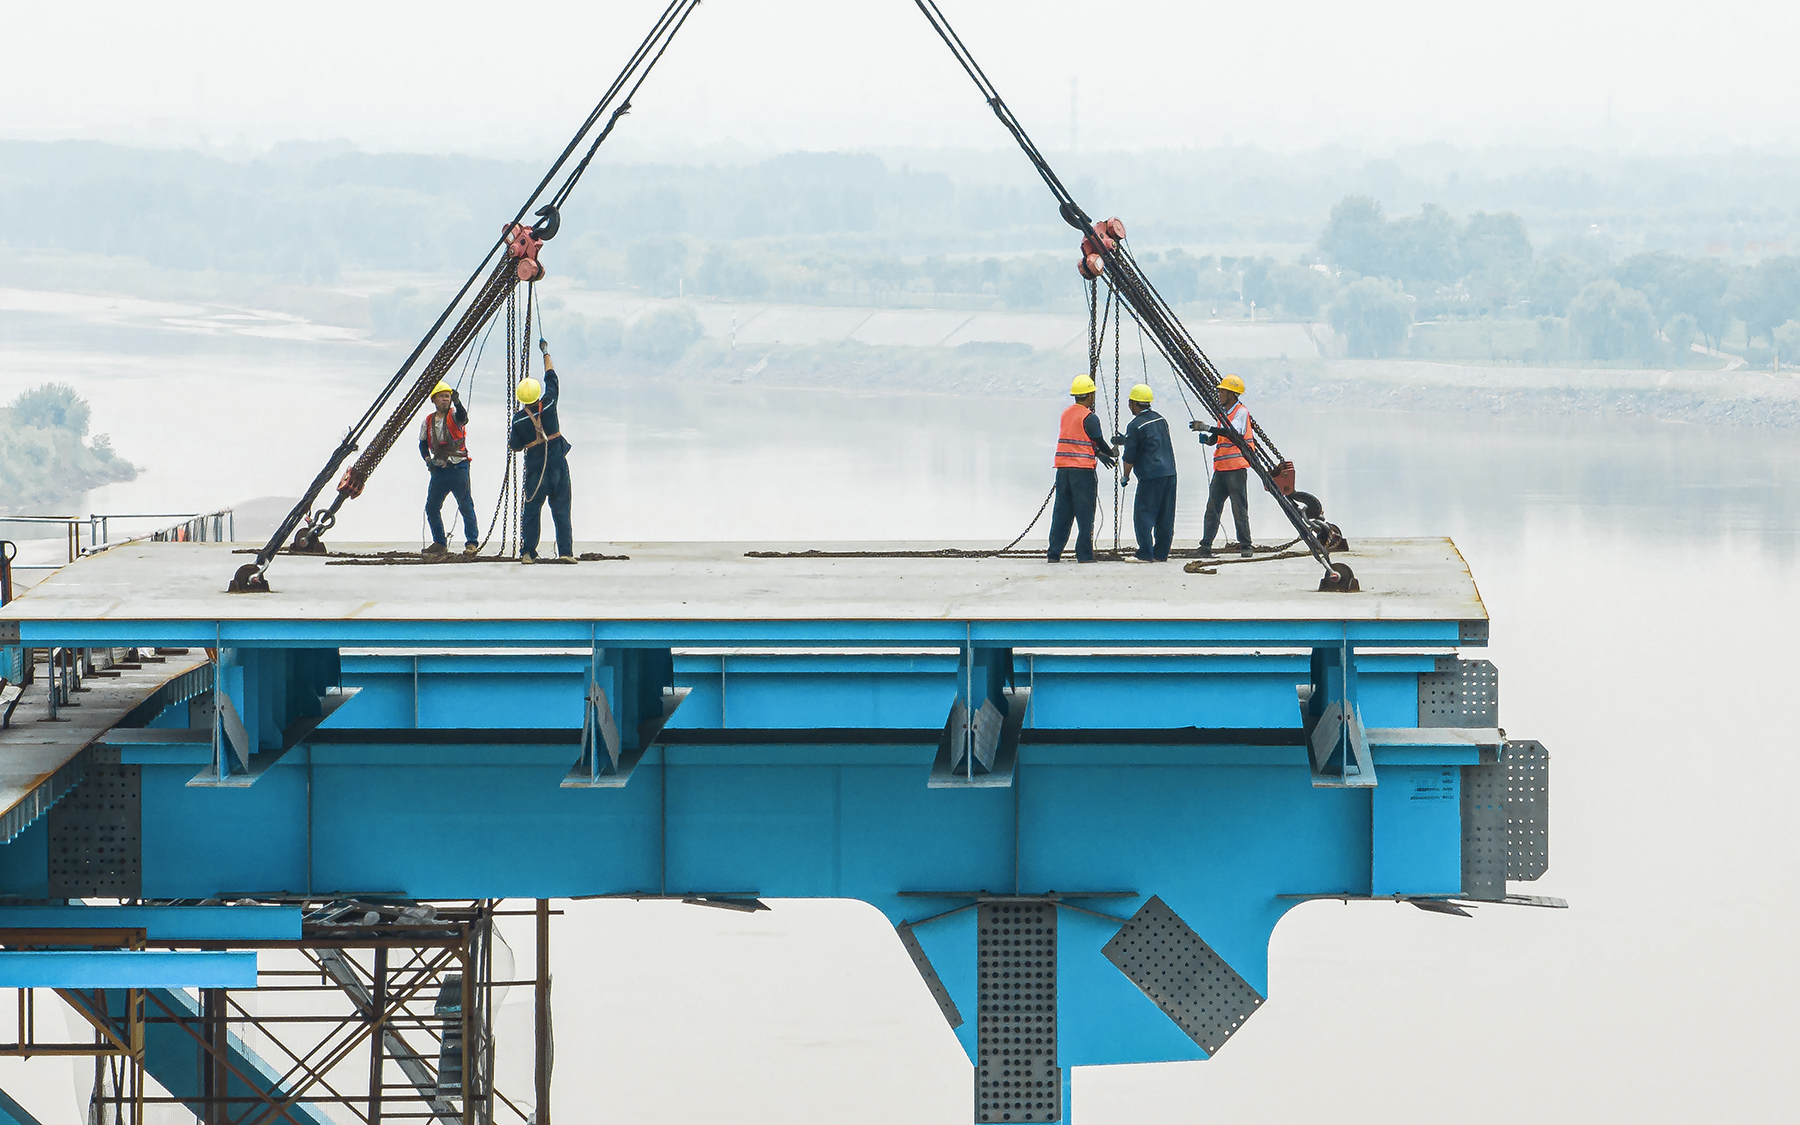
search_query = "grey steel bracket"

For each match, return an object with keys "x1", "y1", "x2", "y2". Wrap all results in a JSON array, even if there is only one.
[
  {"x1": 1298, "y1": 642, "x2": 1375, "y2": 788},
  {"x1": 895, "y1": 920, "x2": 964, "y2": 1030},
  {"x1": 1458, "y1": 619, "x2": 1489, "y2": 645},
  {"x1": 563, "y1": 646, "x2": 690, "y2": 789},
  {"x1": 1103, "y1": 895, "x2": 1265, "y2": 1057},
  {"x1": 0, "y1": 621, "x2": 18, "y2": 644},
  {"x1": 1418, "y1": 656, "x2": 1499, "y2": 728},
  {"x1": 931, "y1": 645, "x2": 1028, "y2": 788},
  {"x1": 190, "y1": 688, "x2": 359, "y2": 788},
  {"x1": 191, "y1": 649, "x2": 357, "y2": 788}
]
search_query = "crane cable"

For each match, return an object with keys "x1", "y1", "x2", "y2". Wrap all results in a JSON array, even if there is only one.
[
  {"x1": 910, "y1": 0, "x2": 1343, "y2": 584},
  {"x1": 236, "y1": 0, "x2": 703, "y2": 591}
]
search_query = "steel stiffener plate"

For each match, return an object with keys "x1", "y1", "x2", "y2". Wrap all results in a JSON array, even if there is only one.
[
  {"x1": 1504, "y1": 740, "x2": 1549, "y2": 880},
  {"x1": 1419, "y1": 657, "x2": 1498, "y2": 728},
  {"x1": 976, "y1": 902, "x2": 1059, "y2": 1123},
  {"x1": 897, "y1": 922, "x2": 964, "y2": 1030},
  {"x1": 1101, "y1": 895, "x2": 1264, "y2": 1056},
  {"x1": 47, "y1": 752, "x2": 141, "y2": 899}
]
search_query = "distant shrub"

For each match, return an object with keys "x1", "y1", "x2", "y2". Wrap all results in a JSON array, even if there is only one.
[{"x1": 623, "y1": 306, "x2": 704, "y2": 362}]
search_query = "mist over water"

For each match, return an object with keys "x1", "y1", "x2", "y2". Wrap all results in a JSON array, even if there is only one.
[{"x1": 3, "y1": 319, "x2": 1795, "y2": 1123}]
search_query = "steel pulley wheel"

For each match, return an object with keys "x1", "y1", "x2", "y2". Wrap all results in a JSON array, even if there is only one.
[
  {"x1": 1290, "y1": 491, "x2": 1324, "y2": 522},
  {"x1": 1317, "y1": 563, "x2": 1359, "y2": 593}
]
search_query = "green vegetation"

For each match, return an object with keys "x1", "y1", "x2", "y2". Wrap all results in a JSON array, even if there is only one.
[
  {"x1": 9, "y1": 138, "x2": 1800, "y2": 367},
  {"x1": 0, "y1": 384, "x2": 138, "y2": 513}
]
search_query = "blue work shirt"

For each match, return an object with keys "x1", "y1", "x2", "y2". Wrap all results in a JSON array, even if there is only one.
[
  {"x1": 508, "y1": 367, "x2": 571, "y2": 470},
  {"x1": 1121, "y1": 407, "x2": 1176, "y2": 480}
]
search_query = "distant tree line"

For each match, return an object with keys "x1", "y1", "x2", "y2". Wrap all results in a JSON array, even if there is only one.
[{"x1": 1307, "y1": 195, "x2": 1800, "y2": 363}]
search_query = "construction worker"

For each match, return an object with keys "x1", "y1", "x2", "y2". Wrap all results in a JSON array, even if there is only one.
[
  {"x1": 509, "y1": 339, "x2": 575, "y2": 564},
  {"x1": 418, "y1": 381, "x2": 480, "y2": 559},
  {"x1": 1189, "y1": 373, "x2": 1255, "y2": 558},
  {"x1": 1118, "y1": 383, "x2": 1176, "y2": 562},
  {"x1": 1047, "y1": 374, "x2": 1117, "y2": 563}
]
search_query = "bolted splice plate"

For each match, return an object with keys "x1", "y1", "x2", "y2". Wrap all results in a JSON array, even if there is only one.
[{"x1": 1102, "y1": 895, "x2": 1264, "y2": 1057}]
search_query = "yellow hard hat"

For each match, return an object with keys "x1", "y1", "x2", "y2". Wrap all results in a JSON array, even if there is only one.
[
  {"x1": 516, "y1": 377, "x2": 543, "y2": 405},
  {"x1": 1070, "y1": 374, "x2": 1097, "y2": 396},
  {"x1": 1128, "y1": 383, "x2": 1153, "y2": 403},
  {"x1": 1216, "y1": 373, "x2": 1246, "y2": 395},
  {"x1": 429, "y1": 380, "x2": 454, "y2": 399}
]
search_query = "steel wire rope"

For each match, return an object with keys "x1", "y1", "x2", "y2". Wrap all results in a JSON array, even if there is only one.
[
  {"x1": 911, "y1": 1, "x2": 1342, "y2": 578},
  {"x1": 245, "y1": 0, "x2": 701, "y2": 579}
]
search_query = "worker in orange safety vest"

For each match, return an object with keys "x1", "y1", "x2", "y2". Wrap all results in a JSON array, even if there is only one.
[
  {"x1": 419, "y1": 380, "x2": 480, "y2": 559},
  {"x1": 1189, "y1": 373, "x2": 1255, "y2": 557},
  {"x1": 1047, "y1": 374, "x2": 1118, "y2": 563}
]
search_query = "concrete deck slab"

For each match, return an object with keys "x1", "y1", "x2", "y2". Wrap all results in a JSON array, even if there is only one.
[{"x1": 2, "y1": 538, "x2": 1481, "y2": 630}]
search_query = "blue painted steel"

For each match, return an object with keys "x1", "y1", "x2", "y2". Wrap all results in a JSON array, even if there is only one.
[
  {"x1": 0, "y1": 630, "x2": 1493, "y2": 1089},
  {"x1": 1372, "y1": 766, "x2": 1462, "y2": 895},
  {"x1": 0, "y1": 1086, "x2": 44, "y2": 1125},
  {"x1": 0, "y1": 951, "x2": 256, "y2": 988},
  {"x1": 0, "y1": 905, "x2": 300, "y2": 940}
]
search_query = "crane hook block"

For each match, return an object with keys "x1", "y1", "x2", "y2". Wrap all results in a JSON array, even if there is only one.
[{"x1": 531, "y1": 205, "x2": 561, "y2": 241}]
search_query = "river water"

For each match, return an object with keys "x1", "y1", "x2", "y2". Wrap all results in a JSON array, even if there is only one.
[{"x1": 3, "y1": 310, "x2": 1797, "y2": 1124}]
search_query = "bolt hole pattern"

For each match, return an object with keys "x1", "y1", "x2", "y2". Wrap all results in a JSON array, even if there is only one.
[
  {"x1": 1101, "y1": 896, "x2": 1264, "y2": 1057},
  {"x1": 975, "y1": 903, "x2": 1060, "y2": 1123}
]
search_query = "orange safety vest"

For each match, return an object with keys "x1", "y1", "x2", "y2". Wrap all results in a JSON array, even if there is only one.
[
  {"x1": 1212, "y1": 402, "x2": 1254, "y2": 471},
  {"x1": 1055, "y1": 404, "x2": 1098, "y2": 469},
  {"x1": 420, "y1": 409, "x2": 469, "y2": 464}
]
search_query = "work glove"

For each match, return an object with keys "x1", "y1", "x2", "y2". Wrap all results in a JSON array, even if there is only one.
[{"x1": 537, "y1": 338, "x2": 549, "y2": 354}]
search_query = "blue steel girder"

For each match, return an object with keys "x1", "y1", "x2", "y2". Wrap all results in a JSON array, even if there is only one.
[{"x1": 0, "y1": 643, "x2": 1548, "y2": 1090}]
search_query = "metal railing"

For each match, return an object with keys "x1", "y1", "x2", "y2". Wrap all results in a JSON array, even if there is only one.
[{"x1": 0, "y1": 509, "x2": 234, "y2": 566}]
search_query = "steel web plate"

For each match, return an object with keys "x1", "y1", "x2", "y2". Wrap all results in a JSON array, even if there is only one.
[
  {"x1": 976, "y1": 902, "x2": 1059, "y2": 1123},
  {"x1": 1101, "y1": 896, "x2": 1264, "y2": 1056},
  {"x1": 1418, "y1": 657, "x2": 1498, "y2": 728}
]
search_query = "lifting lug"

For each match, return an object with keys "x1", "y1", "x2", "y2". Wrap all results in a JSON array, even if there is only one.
[
  {"x1": 1318, "y1": 563, "x2": 1359, "y2": 593},
  {"x1": 228, "y1": 563, "x2": 271, "y2": 594}
]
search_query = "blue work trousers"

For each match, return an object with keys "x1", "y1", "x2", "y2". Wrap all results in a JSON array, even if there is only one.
[
  {"x1": 1132, "y1": 474, "x2": 1177, "y2": 561},
  {"x1": 425, "y1": 461, "x2": 479, "y2": 547},
  {"x1": 522, "y1": 456, "x2": 573, "y2": 560},
  {"x1": 1047, "y1": 467, "x2": 1099, "y2": 562},
  {"x1": 1202, "y1": 468, "x2": 1252, "y2": 548}
]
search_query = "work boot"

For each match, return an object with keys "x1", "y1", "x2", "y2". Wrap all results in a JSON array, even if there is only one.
[
  {"x1": 1124, "y1": 555, "x2": 1154, "y2": 564},
  {"x1": 461, "y1": 544, "x2": 480, "y2": 558},
  {"x1": 422, "y1": 543, "x2": 448, "y2": 560},
  {"x1": 556, "y1": 554, "x2": 580, "y2": 565},
  {"x1": 1197, "y1": 544, "x2": 1214, "y2": 558},
  {"x1": 1239, "y1": 544, "x2": 1254, "y2": 558},
  {"x1": 520, "y1": 553, "x2": 537, "y2": 565}
]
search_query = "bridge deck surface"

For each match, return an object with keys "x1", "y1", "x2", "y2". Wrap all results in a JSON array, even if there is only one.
[
  {"x1": 3, "y1": 538, "x2": 1482, "y2": 625},
  {"x1": 0, "y1": 652, "x2": 209, "y2": 841}
]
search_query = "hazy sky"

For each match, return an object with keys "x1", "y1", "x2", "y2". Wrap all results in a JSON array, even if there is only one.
[{"x1": 5, "y1": 0, "x2": 1799, "y2": 155}]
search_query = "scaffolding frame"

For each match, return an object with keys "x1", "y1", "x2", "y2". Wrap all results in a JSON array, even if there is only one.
[{"x1": 0, "y1": 899, "x2": 553, "y2": 1125}]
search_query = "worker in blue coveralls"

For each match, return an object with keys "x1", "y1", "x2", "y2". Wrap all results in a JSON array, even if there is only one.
[
  {"x1": 508, "y1": 339, "x2": 576, "y2": 564},
  {"x1": 1116, "y1": 383, "x2": 1178, "y2": 562}
]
